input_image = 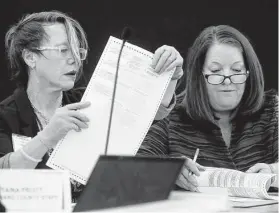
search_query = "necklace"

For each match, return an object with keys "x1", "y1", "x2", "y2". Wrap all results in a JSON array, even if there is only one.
[
  {"x1": 29, "y1": 97, "x2": 62, "y2": 156},
  {"x1": 32, "y1": 102, "x2": 63, "y2": 124},
  {"x1": 32, "y1": 105, "x2": 50, "y2": 124},
  {"x1": 28, "y1": 93, "x2": 63, "y2": 125}
]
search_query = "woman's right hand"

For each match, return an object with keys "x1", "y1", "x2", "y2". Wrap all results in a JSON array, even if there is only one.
[
  {"x1": 176, "y1": 157, "x2": 205, "y2": 192},
  {"x1": 38, "y1": 101, "x2": 91, "y2": 148}
]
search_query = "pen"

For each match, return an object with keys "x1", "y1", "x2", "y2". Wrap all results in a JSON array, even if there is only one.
[
  {"x1": 189, "y1": 148, "x2": 199, "y2": 176},
  {"x1": 193, "y1": 148, "x2": 199, "y2": 163}
]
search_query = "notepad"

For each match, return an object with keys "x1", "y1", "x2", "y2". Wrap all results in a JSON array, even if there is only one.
[{"x1": 196, "y1": 167, "x2": 278, "y2": 203}]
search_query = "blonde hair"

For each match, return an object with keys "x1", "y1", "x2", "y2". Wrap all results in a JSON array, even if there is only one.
[{"x1": 5, "y1": 10, "x2": 88, "y2": 88}]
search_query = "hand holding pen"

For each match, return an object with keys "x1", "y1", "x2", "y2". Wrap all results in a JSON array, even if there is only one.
[
  {"x1": 189, "y1": 148, "x2": 200, "y2": 176},
  {"x1": 175, "y1": 148, "x2": 206, "y2": 192}
]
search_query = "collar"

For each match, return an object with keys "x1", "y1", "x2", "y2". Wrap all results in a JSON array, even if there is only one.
[{"x1": 13, "y1": 87, "x2": 36, "y2": 127}]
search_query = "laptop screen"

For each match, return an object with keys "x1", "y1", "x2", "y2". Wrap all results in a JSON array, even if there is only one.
[{"x1": 74, "y1": 155, "x2": 184, "y2": 211}]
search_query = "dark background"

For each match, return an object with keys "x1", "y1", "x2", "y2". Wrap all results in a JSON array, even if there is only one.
[{"x1": 0, "y1": 0, "x2": 277, "y2": 100}]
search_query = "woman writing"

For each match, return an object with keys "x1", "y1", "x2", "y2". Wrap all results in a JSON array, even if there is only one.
[{"x1": 138, "y1": 25, "x2": 278, "y2": 191}]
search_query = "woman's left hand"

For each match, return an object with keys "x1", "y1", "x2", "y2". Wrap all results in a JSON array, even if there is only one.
[
  {"x1": 152, "y1": 45, "x2": 183, "y2": 80},
  {"x1": 246, "y1": 163, "x2": 273, "y2": 174},
  {"x1": 246, "y1": 163, "x2": 277, "y2": 189}
]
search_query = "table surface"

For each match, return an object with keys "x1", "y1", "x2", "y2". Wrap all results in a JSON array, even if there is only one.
[
  {"x1": 232, "y1": 204, "x2": 278, "y2": 212},
  {"x1": 88, "y1": 190, "x2": 278, "y2": 213}
]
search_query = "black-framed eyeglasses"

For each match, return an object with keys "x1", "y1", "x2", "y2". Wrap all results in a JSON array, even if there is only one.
[{"x1": 203, "y1": 72, "x2": 249, "y2": 85}]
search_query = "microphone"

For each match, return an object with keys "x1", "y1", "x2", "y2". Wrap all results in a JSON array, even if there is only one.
[
  {"x1": 121, "y1": 27, "x2": 131, "y2": 41},
  {"x1": 104, "y1": 27, "x2": 132, "y2": 155}
]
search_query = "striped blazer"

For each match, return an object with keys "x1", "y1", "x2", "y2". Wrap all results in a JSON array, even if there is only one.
[{"x1": 138, "y1": 90, "x2": 278, "y2": 172}]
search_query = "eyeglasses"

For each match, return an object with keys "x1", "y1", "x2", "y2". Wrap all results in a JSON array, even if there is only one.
[
  {"x1": 35, "y1": 46, "x2": 87, "y2": 60},
  {"x1": 204, "y1": 72, "x2": 249, "y2": 85}
]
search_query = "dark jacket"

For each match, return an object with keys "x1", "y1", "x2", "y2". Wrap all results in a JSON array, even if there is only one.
[
  {"x1": 0, "y1": 87, "x2": 85, "y2": 202},
  {"x1": 0, "y1": 87, "x2": 84, "y2": 168}
]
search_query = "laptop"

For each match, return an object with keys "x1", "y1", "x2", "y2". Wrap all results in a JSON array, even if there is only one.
[{"x1": 73, "y1": 155, "x2": 184, "y2": 211}]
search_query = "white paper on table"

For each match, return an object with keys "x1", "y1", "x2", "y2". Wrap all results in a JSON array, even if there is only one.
[
  {"x1": 230, "y1": 194, "x2": 278, "y2": 208},
  {"x1": 47, "y1": 36, "x2": 174, "y2": 184},
  {"x1": 196, "y1": 167, "x2": 277, "y2": 200}
]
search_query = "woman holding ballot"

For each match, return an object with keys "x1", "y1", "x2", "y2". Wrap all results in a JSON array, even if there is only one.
[
  {"x1": 138, "y1": 25, "x2": 278, "y2": 192},
  {"x1": 0, "y1": 10, "x2": 187, "y2": 201}
]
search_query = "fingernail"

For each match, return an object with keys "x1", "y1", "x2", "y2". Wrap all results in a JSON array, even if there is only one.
[
  {"x1": 192, "y1": 181, "x2": 198, "y2": 187},
  {"x1": 191, "y1": 187, "x2": 198, "y2": 192},
  {"x1": 189, "y1": 178, "x2": 198, "y2": 187}
]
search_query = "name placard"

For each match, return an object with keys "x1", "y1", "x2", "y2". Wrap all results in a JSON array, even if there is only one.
[{"x1": 0, "y1": 170, "x2": 71, "y2": 212}]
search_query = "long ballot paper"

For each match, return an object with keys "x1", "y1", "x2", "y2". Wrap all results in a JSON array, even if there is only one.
[
  {"x1": 196, "y1": 167, "x2": 278, "y2": 205},
  {"x1": 47, "y1": 36, "x2": 175, "y2": 184}
]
